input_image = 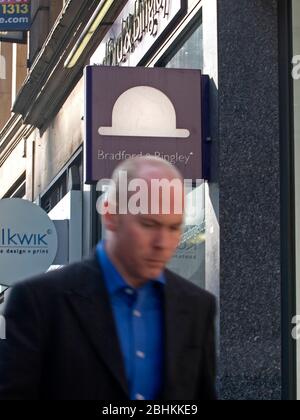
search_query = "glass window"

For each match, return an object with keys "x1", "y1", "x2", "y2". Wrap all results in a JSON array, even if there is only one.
[
  {"x1": 167, "y1": 183, "x2": 205, "y2": 289},
  {"x1": 158, "y1": 15, "x2": 203, "y2": 70},
  {"x1": 41, "y1": 154, "x2": 82, "y2": 214}
]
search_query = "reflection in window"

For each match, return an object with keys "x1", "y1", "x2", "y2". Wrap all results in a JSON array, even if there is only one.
[
  {"x1": 167, "y1": 183, "x2": 205, "y2": 288},
  {"x1": 163, "y1": 17, "x2": 203, "y2": 70}
]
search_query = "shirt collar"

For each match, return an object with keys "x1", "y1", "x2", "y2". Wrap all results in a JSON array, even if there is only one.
[{"x1": 96, "y1": 241, "x2": 165, "y2": 297}]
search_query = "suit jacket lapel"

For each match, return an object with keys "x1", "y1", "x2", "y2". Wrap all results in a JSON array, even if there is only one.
[
  {"x1": 64, "y1": 257, "x2": 129, "y2": 397},
  {"x1": 163, "y1": 270, "x2": 193, "y2": 399}
]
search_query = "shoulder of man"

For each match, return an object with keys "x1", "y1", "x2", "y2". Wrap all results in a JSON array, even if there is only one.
[{"x1": 164, "y1": 269, "x2": 217, "y2": 315}]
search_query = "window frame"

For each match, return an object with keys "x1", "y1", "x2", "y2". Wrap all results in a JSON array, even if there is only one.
[{"x1": 279, "y1": 0, "x2": 297, "y2": 401}]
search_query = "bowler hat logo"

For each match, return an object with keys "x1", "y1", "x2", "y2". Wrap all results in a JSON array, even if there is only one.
[{"x1": 98, "y1": 86, "x2": 190, "y2": 139}]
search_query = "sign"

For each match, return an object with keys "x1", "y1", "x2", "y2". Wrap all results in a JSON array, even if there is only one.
[
  {"x1": 0, "y1": 199, "x2": 58, "y2": 287},
  {"x1": 0, "y1": 30, "x2": 26, "y2": 43},
  {"x1": 90, "y1": 0, "x2": 186, "y2": 67},
  {"x1": 0, "y1": 0, "x2": 31, "y2": 32},
  {"x1": 85, "y1": 66, "x2": 203, "y2": 182}
]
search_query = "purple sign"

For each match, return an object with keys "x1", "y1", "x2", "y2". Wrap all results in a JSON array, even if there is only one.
[{"x1": 84, "y1": 66, "x2": 203, "y2": 183}]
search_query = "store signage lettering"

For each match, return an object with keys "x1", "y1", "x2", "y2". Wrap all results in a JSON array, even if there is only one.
[
  {"x1": 91, "y1": 0, "x2": 185, "y2": 67},
  {"x1": 0, "y1": 228, "x2": 49, "y2": 247},
  {"x1": 0, "y1": 0, "x2": 31, "y2": 32},
  {"x1": 97, "y1": 150, "x2": 193, "y2": 166},
  {"x1": 103, "y1": 0, "x2": 171, "y2": 66}
]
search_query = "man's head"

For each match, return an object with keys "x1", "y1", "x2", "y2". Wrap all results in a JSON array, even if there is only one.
[{"x1": 102, "y1": 156, "x2": 185, "y2": 286}]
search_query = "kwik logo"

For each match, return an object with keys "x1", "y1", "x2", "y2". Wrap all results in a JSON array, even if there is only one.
[{"x1": 0, "y1": 227, "x2": 49, "y2": 247}]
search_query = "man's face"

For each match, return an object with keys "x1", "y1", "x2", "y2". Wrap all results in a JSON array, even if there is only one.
[
  {"x1": 113, "y1": 211, "x2": 183, "y2": 281},
  {"x1": 104, "y1": 169, "x2": 185, "y2": 281}
]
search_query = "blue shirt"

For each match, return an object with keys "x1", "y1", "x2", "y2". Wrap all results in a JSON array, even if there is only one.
[{"x1": 96, "y1": 241, "x2": 165, "y2": 401}]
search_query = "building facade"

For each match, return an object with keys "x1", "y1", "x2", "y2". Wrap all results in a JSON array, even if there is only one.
[{"x1": 0, "y1": 0, "x2": 299, "y2": 400}]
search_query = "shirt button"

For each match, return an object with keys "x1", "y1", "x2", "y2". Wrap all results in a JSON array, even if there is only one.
[
  {"x1": 133, "y1": 310, "x2": 142, "y2": 318},
  {"x1": 125, "y1": 288, "x2": 134, "y2": 295},
  {"x1": 136, "y1": 351, "x2": 145, "y2": 359},
  {"x1": 136, "y1": 394, "x2": 145, "y2": 400}
]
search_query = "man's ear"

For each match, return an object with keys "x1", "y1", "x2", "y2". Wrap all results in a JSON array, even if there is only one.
[{"x1": 102, "y1": 205, "x2": 119, "y2": 232}]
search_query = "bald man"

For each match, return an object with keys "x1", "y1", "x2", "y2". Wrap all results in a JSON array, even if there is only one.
[{"x1": 0, "y1": 156, "x2": 216, "y2": 401}]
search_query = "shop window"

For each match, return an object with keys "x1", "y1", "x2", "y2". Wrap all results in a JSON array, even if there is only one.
[
  {"x1": 167, "y1": 182, "x2": 205, "y2": 288},
  {"x1": 157, "y1": 14, "x2": 203, "y2": 70},
  {"x1": 41, "y1": 153, "x2": 82, "y2": 214},
  {"x1": 41, "y1": 173, "x2": 67, "y2": 213}
]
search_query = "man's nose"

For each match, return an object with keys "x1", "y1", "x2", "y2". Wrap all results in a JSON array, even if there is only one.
[{"x1": 153, "y1": 228, "x2": 170, "y2": 249}]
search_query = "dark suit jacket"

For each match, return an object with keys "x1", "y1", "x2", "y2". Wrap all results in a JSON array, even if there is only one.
[{"x1": 0, "y1": 256, "x2": 217, "y2": 400}]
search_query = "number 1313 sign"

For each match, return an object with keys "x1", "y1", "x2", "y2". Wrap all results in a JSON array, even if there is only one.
[{"x1": 0, "y1": 0, "x2": 31, "y2": 32}]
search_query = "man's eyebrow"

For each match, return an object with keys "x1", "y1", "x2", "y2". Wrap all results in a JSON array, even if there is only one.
[
  {"x1": 171, "y1": 223, "x2": 184, "y2": 229},
  {"x1": 139, "y1": 217, "x2": 183, "y2": 228},
  {"x1": 139, "y1": 217, "x2": 161, "y2": 225}
]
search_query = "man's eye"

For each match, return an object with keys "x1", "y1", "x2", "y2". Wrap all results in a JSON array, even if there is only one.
[
  {"x1": 141, "y1": 222, "x2": 155, "y2": 228},
  {"x1": 170, "y1": 226, "x2": 181, "y2": 232}
]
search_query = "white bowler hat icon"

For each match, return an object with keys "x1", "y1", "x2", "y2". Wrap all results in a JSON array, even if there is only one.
[{"x1": 98, "y1": 86, "x2": 190, "y2": 139}]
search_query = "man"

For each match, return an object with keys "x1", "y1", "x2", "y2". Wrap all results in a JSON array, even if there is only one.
[{"x1": 0, "y1": 156, "x2": 216, "y2": 400}]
